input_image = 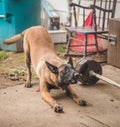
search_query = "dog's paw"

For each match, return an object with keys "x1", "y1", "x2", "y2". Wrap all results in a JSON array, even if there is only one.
[
  {"x1": 25, "y1": 83, "x2": 32, "y2": 88},
  {"x1": 79, "y1": 100, "x2": 87, "y2": 106},
  {"x1": 54, "y1": 105, "x2": 63, "y2": 113}
]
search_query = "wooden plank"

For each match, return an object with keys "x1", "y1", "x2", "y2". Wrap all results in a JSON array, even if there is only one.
[{"x1": 108, "y1": 18, "x2": 120, "y2": 68}]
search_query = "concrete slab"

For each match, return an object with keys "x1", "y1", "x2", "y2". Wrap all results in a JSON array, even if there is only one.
[{"x1": 0, "y1": 65, "x2": 120, "y2": 127}]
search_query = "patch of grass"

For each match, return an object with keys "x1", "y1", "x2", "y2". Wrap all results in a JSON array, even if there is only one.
[
  {"x1": 9, "y1": 68, "x2": 26, "y2": 76},
  {"x1": 0, "y1": 67, "x2": 6, "y2": 72},
  {"x1": 0, "y1": 51, "x2": 8, "y2": 60},
  {"x1": 56, "y1": 48, "x2": 66, "y2": 53},
  {"x1": 18, "y1": 53, "x2": 24, "y2": 62}
]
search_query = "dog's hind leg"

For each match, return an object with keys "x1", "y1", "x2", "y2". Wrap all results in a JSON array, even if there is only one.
[{"x1": 24, "y1": 51, "x2": 32, "y2": 88}]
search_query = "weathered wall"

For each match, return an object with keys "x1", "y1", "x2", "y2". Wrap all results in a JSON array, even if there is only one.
[{"x1": 46, "y1": 0, "x2": 120, "y2": 25}]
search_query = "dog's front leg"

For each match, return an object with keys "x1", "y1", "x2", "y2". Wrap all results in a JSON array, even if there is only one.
[
  {"x1": 40, "y1": 81, "x2": 63, "y2": 113},
  {"x1": 65, "y1": 85, "x2": 87, "y2": 106}
]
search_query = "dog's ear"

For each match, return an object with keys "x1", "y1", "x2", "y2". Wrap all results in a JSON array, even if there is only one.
[
  {"x1": 68, "y1": 56, "x2": 73, "y2": 67},
  {"x1": 45, "y1": 62, "x2": 58, "y2": 74}
]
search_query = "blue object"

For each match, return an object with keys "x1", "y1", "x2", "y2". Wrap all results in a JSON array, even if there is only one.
[
  {"x1": 41, "y1": 0, "x2": 58, "y2": 18},
  {"x1": 0, "y1": 0, "x2": 41, "y2": 51},
  {"x1": 41, "y1": 0, "x2": 60, "y2": 30}
]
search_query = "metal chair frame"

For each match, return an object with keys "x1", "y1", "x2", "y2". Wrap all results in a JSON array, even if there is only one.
[{"x1": 65, "y1": 0, "x2": 117, "y2": 57}]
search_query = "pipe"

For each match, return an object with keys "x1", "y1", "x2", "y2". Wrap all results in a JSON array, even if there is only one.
[{"x1": 89, "y1": 70, "x2": 120, "y2": 88}]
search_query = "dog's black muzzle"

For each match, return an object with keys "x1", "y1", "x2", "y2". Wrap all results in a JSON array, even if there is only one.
[
  {"x1": 73, "y1": 72, "x2": 82, "y2": 82},
  {"x1": 58, "y1": 63, "x2": 82, "y2": 89},
  {"x1": 70, "y1": 72, "x2": 82, "y2": 84},
  {"x1": 59, "y1": 72, "x2": 81, "y2": 89}
]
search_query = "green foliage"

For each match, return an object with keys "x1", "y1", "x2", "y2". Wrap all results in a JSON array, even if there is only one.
[
  {"x1": 57, "y1": 48, "x2": 66, "y2": 53},
  {"x1": 0, "y1": 51, "x2": 8, "y2": 60},
  {"x1": 9, "y1": 68, "x2": 26, "y2": 76},
  {"x1": 18, "y1": 53, "x2": 24, "y2": 62}
]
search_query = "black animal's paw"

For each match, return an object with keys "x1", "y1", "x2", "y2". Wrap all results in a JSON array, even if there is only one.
[
  {"x1": 79, "y1": 100, "x2": 87, "y2": 106},
  {"x1": 25, "y1": 83, "x2": 32, "y2": 88},
  {"x1": 54, "y1": 105, "x2": 63, "y2": 113}
]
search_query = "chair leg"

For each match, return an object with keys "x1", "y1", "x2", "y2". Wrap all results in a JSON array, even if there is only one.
[
  {"x1": 66, "y1": 40, "x2": 70, "y2": 54},
  {"x1": 94, "y1": 34, "x2": 99, "y2": 52},
  {"x1": 66, "y1": 34, "x2": 71, "y2": 54},
  {"x1": 83, "y1": 34, "x2": 88, "y2": 57}
]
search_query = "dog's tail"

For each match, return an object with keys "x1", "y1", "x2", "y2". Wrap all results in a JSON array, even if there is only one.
[{"x1": 4, "y1": 31, "x2": 25, "y2": 45}]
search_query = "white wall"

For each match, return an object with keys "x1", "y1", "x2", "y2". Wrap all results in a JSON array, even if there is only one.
[
  {"x1": 115, "y1": 0, "x2": 120, "y2": 18},
  {"x1": 73, "y1": 0, "x2": 120, "y2": 18},
  {"x1": 46, "y1": 0, "x2": 120, "y2": 25},
  {"x1": 46, "y1": 0, "x2": 69, "y2": 24}
]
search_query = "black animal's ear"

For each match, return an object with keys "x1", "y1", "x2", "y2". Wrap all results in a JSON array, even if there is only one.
[
  {"x1": 68, "y1": 56, "x2": 73, "y2": 67},
  {"x1": 45, "y1": 62, "x2": 58, "y2": 74}
]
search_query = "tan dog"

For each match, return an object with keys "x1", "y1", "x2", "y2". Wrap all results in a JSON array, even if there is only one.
[{"x1": 4, "y1": 26, "x2": 87, "y2": 112}]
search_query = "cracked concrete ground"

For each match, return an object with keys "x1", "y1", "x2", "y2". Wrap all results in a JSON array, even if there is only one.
[{"x1": 0, "y1": 65, "x2": 120, "y2": 127}]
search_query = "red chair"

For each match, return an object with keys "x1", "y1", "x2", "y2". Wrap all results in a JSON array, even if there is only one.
[{"x1": 65, "y1": 0, "x2": 117, "y2": 57}]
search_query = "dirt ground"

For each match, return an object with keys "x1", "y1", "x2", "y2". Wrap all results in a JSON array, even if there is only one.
[{"x1": 0, "y1": 44, "x2": 120, "y2": 127}]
